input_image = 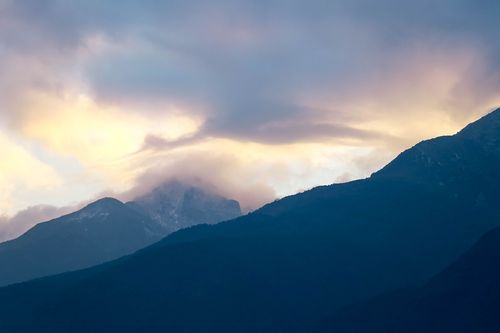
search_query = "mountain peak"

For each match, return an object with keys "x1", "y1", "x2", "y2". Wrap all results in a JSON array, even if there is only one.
[
  {"x1": 76, "y1": 198, "x2": 125, "y2": 219},
  {"x1": 372, "y1": 107, "x2": 500, "y2": 183},
  {"x1": 84, "y1": 197, "x2": 123, "y2": 209},
  {"x1": 128, "y1": 180, "x2": 241, "y2": 233}
]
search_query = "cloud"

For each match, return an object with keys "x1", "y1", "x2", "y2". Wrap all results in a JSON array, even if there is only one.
[
  {"x1": 0, "y1": 0, "x2": 499, "y2": 220},
  {"x1": 0, "y1": 204, "x2": 79, "y2": 242},
  {"x1": 16, "y1": 92, "x2": 200, "y2": 165},
  {"x1": 121, "y1": 136, "x2": 396, "y2": 211},
  {"x1": 0, "y1": 140, "x2": 393, "y2": 241},
  {"x1": 117, "y1": 150, "x2": 278, "y2": 212},
  {"x1": 0, "y1": 132, "x2": 64, "y2": 215},
  {"x1": 3, "y1": 0, "x2": 500, "y2": 138}
]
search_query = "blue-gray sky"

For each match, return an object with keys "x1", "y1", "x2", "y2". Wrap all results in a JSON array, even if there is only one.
[{"x1": 0, "y1": 0, "x2": 499, "y2": 239}]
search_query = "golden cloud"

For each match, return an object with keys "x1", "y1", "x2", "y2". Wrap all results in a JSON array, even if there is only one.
[
  {"x1": 16, "y1": 91, "x2": 202, "y2": 186},
  {"x1": 0, "y1": 132, "x2": 62, "y2": 215}
]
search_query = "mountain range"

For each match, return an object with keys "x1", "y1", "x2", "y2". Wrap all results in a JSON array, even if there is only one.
[
  {"x1": 0, "y1": 108, "x2": 499, "y2": 332},
  {"x1": 0, "y1": 181, "x2": 241, "y2": 287}
]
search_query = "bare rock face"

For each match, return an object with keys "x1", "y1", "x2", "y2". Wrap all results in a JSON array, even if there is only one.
[{"x1": 127, "y1": 180, "x2": 242, "y2": 234}]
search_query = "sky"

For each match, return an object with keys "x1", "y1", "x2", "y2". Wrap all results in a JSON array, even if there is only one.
[{"x1": 0, "y1": 0, "x2": 499, "y2": 240}]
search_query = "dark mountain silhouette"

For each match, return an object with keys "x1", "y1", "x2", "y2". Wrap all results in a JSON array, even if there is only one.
[
  {"x1": 326, "y1": 226, "x2": 500, "y2": 333},
  {"x1": 0, "y1": 182, "x2": 241, "y2": 287},
  {"x1": 0, "y1": 108, "x2": 499, "y2": 332},
  {"x1": 0, "y1": 198, "x2": 161, "y2": 287}
]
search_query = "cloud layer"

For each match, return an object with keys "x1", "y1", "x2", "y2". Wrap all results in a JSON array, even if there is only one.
[{"x1": 0, "y1": 0, "x2": 499, "y2": 235}]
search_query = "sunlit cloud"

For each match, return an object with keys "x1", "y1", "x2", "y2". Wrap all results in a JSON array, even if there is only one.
[
  {"x1": 124, "y1": 137, "x2": 394, "y2": 212},
  {"x1": 15, "y1": 91, "x2": 202, "y2": 184},
  {"x1": 19, "y1": 92, "x2": 200, "y2": 160},
  {"x1": 0, "y1": 132, "x2": 62, "y2": 215}
]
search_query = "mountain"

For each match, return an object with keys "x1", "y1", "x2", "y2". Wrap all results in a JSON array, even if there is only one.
[
  {"x1": 0, "y1": 198, "x2": 162, "y2": 287},
  {"x1": 0, "y1": 182, "x2": 241, "y2": 287},
  {"x1": 0, "y1": 108, "x2": 499, "y2": 332},
  {"x1": 326, "y1": 226, "x2": 500, "y2": 333},
  {"x1": 127, "y1": 180, "x2": 241, "y2": 234}
]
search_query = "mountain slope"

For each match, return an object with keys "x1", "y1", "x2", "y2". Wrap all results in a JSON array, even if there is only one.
[
  {"x1": 326, "y1": 226, "x2": 500, "y2": 333},
  {"x1": 0, "y1": 108, "x2": 499, "y2": 332},
  {"x1": 0, "y1": 198, "x2": 163, "y2": 287},
  {"x1": 0, "y1": 183, "x2": 241, "y2": 287}
]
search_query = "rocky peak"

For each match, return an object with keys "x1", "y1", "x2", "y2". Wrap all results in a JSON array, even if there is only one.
[{"x1": 127, "y1": 180, "x2": 241, "y2": 234}]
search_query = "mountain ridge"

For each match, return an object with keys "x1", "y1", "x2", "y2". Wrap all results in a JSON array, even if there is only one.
[{"x1": 0, "y1": 182, "x2": 241, "y2": 287}]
